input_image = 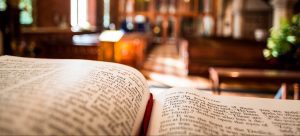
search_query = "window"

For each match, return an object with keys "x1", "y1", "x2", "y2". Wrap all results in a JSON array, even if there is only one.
[
  {"x1": 103, "y1": 0, "x2": 110, "y2": 28},
  {"x1": 71, "y1": 0, "x2": 90, "y2": 30},
  {"x1": 71, "y1": 0, "x2": 87, "y2": 28},
  {"x1": 71, "y1": 0, "x2": 110, "y2": 30},
  {"x1": 0, "y1": 0, "x2": 6, "y2": 11},
  {"x1": 19, "y1": 0, "x2": 33, "y2": 25},
  {"x1": 0, "y1": 0, "x2": 33, "y2": 25}
]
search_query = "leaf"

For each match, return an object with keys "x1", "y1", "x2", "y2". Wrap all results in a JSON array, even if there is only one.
[{"x1": 264, "y1": 13, "x2": 300, "y2": 59}]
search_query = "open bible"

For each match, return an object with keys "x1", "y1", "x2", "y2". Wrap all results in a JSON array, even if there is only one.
[{"x1": 0, "y1": 56, "x2": 300, "y2": 135}]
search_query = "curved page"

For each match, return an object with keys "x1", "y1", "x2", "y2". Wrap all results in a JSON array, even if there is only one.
[
  {"x1": 148, "y1": 88, "x2": 300, "y2": 135},
  {"x1": 0, "y1": 56, "x2": 150, "y2": 135}
]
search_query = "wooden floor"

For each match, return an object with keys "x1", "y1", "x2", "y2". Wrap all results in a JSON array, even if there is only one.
[{"x1": 142, "y1": 41, "x2": 278, "y2": 99}]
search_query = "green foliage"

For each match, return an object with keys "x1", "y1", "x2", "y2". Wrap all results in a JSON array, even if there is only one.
[
  {"x1": 264, "y1": 14, "x2": 300, "y2": 59},
  {"x1": 0, "y1": 0, "x2": 6, "y2": 11}
]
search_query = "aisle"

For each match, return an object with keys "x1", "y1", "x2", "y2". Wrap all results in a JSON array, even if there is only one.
[
  {"x1": 143, "y1": 43, "x2": 187, "y2": 76},
  {"x1": 142, "y1": 41, "x2": 210, "y2": 89},
  {"x1": 142, "y1": 41, "x2": 274, "y2": 99}
]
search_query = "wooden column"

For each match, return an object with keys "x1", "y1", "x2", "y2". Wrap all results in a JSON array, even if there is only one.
[
  {"x1": 0, "y1": 31, "x2": 2, "y2": 55},
  {"x1": 281, "y1": 83, "x2": 287, "y2": 99},
  {"x1": 232, "y1": 0, "x2": 244, "y2": 39},
  {"x1": 216, "y1": 0, "x2": 224, "y2": 36},
  {"x1": 294, "y1": 83, "x2": 299, "y2": 100}
]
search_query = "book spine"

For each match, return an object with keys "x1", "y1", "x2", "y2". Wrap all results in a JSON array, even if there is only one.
[{"x1": 139, "y1": 94, "x2": 153, "y2": 136}]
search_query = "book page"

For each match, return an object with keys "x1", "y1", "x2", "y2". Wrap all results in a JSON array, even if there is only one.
[
  {"x1": 0, "y1": 56, "x2": 150, "y2": 135},
  {"x1": 148, "y1": 88, "x2": 300, "y2": 135}
]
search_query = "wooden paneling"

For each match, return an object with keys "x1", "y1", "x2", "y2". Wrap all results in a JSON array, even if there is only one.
[
  {"x1": 36, "y1": 0, "x2": 70, "y2": 27},
  {"x1": 110, "y1": 0, "x2": 120, "y2": 28},
  {"x1": 188, "y1": 38, "x2": 266, "y2": 75},
  {"x1": 242, "y1": 11, "x2": 272, "y2": 40},
  {"x1": 188, "y1": 37, "x2": 300, "y2": 76}
]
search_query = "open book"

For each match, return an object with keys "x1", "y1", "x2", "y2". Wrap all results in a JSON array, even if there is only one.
[{"x1": 0, "y1": 56, "x2": 300, "y2": 135}]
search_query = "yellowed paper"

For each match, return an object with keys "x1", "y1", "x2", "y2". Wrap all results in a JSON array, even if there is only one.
[
  {"x1": 0, "y1": 56, "x2": 150, "y2": 135},
  {"x1": 148, "y1": 88, "x2": 300, "y2": 135}
]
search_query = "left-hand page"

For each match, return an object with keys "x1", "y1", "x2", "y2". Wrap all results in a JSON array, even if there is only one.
[{"x1": 0, "y1": 56, "x2": 150, "y2": 135}]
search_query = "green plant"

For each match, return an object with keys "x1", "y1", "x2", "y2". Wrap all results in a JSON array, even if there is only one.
[{"x1": 263, "y1": 13, "x2": 300, "y2": 60}]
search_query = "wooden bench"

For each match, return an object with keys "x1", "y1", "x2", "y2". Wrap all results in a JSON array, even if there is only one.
[{"x1": 209, "y1": 67, "x2": 300, "y2": 100}]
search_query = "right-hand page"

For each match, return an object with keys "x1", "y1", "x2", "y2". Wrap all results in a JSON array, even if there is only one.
[{"x1": 147, "y1": 88, "x2": 300, "y2": 135}]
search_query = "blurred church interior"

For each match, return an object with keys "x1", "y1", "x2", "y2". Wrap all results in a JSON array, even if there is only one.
[{"x1": 1, "y1": 0, "x2": 300, "y2": 99}]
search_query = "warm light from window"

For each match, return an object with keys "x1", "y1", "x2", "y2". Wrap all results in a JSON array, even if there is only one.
[
  {"x1": 71, "y1": 0, "x2": 78, "y2": 27},
  {"x1": 103, "y1": 0, "x2": 110, "y2": 28},
  {"x1": 71, "y1": 0, "x2": 90, "y2": 30},
  {"x1": 78, "y1": 0, "x2": 88, "y2": 27}
]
